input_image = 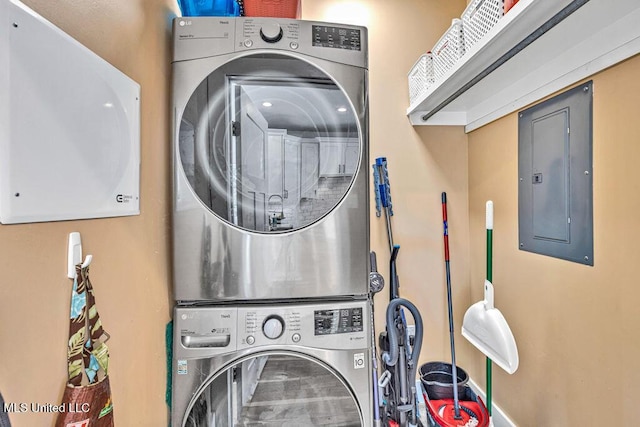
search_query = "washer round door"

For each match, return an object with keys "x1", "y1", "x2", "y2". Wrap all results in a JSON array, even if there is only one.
[
  {"x1": 182, "y1": 353, "x2": 363, "y2": 426},
  {"x1": 178, "y1": 53, "x2": 362, "y2": 233}
]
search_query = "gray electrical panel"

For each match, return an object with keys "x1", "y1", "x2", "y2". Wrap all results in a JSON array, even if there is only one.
[{"x1": 518, "y1": 81, "x2": 593, "y2": 265}]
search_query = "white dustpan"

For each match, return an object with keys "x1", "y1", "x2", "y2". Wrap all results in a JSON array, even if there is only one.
[
  {"x1": 462, "y1": 279, "x2": 519, "y2": 374},
  {"x1": 462, "y1": 201, "x2": 519, "y2": 376}
]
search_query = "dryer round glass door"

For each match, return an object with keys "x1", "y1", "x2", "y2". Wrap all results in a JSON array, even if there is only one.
[
  {"x1": 178, "y1": 53, "x2": 361, "y2": 233},
  {"x1": 182, "y1": 353, "x2": 362, "y2": 426}
]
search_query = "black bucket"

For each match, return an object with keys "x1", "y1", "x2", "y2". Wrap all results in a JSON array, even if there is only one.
[{"x1": 419, "y1": 361, "x2": 469, "y2": 400}]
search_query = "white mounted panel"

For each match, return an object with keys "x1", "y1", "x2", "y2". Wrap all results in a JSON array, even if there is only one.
[{"x1": 0, "y1": 0, "x2": 140, "y2": 224}]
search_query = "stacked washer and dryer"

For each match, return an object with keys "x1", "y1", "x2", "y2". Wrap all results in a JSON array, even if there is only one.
[{"x1": 171, "y1": 16, "x2": 371, "y2": 427}]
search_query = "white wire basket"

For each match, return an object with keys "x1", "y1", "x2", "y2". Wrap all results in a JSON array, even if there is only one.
[
  {"x1": 461, "y1": 0, "x2": 504, "y2": 52},
  {"x1": 408, "y1": 53, "x2": 434, "y2": 105},
  {"x1": 432, "y1": 19, "x2": 465, "y2": 82}
]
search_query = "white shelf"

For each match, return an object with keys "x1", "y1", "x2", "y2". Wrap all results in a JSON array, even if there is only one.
[{"x1": 407, "y1": 0, "x2": 640, "y2": 132}]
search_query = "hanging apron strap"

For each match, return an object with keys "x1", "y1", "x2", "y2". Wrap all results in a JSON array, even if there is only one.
[
  {"x1": 0, "y1": 391, "x2": 11, "y2": 427},
  {"x1": 67, "y1": 264, "x2": 109, "y2": 386}
]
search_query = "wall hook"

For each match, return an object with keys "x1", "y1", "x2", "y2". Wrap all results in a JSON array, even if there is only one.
[
  {"x1": 68, "y1": 232, "x2": 92, "y2": 278},
  {"x1": 82, "y1": 255, "x2": 93, "y2": 268}
]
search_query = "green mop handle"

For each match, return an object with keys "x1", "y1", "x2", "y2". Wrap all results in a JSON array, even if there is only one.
[{"x1": 486, "y1": 201, "x2": 493, "y2": 416}]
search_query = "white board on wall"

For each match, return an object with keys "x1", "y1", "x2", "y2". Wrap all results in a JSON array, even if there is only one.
[{"x1": 0, "y1": 0, "x2": 140, "y2": 224}]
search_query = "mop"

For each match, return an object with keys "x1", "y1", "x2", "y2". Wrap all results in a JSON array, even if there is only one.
[
  {"x1": 422, "y1": 193, "x2": 489, "y2": 427},
  {"x1": 461, "y1": 201, "x2": 519, "y2": 420}
]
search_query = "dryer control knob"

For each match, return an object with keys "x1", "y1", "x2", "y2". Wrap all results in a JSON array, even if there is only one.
[
  {"x1": 260, "y1": 23, "x2": 283, "y2": 43},
  {"x1": 262, "y1": 315, "x2": 285, "y2": 339}
]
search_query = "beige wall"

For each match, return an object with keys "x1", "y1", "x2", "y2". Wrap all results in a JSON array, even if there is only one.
[
  {"x1": 0, "y1": 0, "x2": 471, "y2": 426},
  {"x1": 467, "y1": 54, "x2": 640, "y2": 425},
  {"x1": 0, "y1": 0, "x2": 178, "y2": 426},
  {"x1": 301, "y1": 0, "x2": 469, "y2": 364}
]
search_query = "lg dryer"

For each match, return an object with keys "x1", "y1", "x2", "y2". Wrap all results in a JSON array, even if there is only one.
[{"x1": 172, "y1": 18, "x2": 369, "y2": 302}]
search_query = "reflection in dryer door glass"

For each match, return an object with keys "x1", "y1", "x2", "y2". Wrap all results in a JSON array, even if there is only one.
[
  {"x1": 184, "y1": 355, "x2": 361, "y2": 426},
  {"x1": 178, "y1": 54, "x2": 360, "y2": 233}
]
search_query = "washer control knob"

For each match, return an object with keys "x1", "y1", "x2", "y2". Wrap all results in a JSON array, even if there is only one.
[
  {"x1": 246, "y1": 335, "x2": 255, "y2": 345},
  {"x1": 262, "y1": 315, "x2": 285, "y2": 339},
  {"x1": 260, "y1": 23, "x2": 283, "y2": 43},
  {"x1": 292, "y1": 333, "x2": 301, "y2": 343}
]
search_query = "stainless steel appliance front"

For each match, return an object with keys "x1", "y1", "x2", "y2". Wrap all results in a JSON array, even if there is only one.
[
  {"x1": 172, "y1": 18, "x2": 369, "y2": 302},
  {"x1": 171, "y1": 300, "x2": 372, "y2": 426}
]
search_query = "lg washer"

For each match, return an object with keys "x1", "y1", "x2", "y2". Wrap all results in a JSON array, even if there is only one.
[
  {"x1": 171, "y1": 299, "x2": 372, "y2": 426},
  {"x1": 171, "y1": 18, "x2": 369, "y2": 303}
]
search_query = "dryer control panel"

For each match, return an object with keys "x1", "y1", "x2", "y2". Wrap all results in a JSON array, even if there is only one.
[
  {"x1": 235, "y1": 18, "x2": 367, "y2": 68},
  {"x1": 311, "y1": 25, "x2": 362, "y2": 51},
  {"x1": 172, "y1": 17, "x2": 368, "y2": 69}
]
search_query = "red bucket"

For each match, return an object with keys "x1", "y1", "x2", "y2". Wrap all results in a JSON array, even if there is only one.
[
  {"x1": 427, "y1": 398, "x2": 489, "y2": 427},
  {"x1": 242, "y1": 0, "x2": 301, "y2": 18}
]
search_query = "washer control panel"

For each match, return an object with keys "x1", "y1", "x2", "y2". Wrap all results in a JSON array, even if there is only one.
[
  {"x1": 314, "y1": 307, "x2": 363, "y2": 335},
  {"x1": 238, "y1": 300, "x2": 368, "y2": 350},
  {"x1": 175, "y1": 300, "x2": 369, "y2": 357}
]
